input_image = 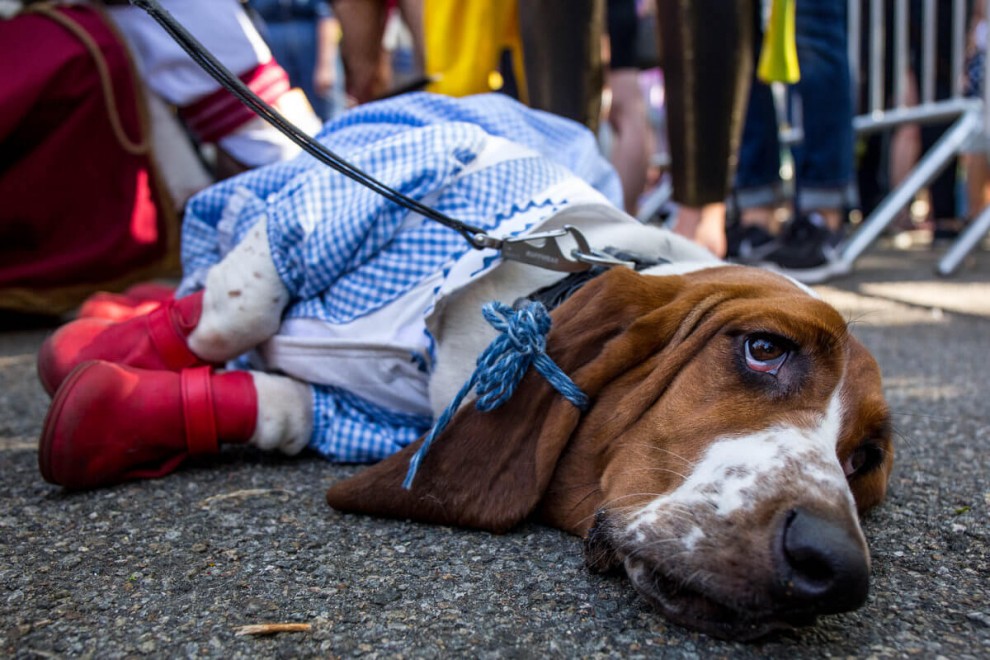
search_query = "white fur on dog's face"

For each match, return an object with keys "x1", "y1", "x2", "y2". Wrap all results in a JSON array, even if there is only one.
[
  {"x1": 615, "y1": 384, "x2": 868, "y2": 638},
  {"x1": 628, "y1": 388, "x2": 852, "y2": 530}
]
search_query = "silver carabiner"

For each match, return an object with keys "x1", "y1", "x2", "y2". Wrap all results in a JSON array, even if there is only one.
[{"x1": 498, "y1": 225, "x2": 634, "y2": 272}]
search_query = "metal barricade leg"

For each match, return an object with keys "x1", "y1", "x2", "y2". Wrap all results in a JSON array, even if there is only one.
[
  {"x1": 839, "y1": 109, "x2": 983, "y2": 270},
  {"x1": 937, "y1": 202, "x2": 990, "y2": 275}
]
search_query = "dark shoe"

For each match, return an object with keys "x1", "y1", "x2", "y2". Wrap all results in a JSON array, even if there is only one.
[
  {"x1": 758, "y1": 214, "x2": 847, "y2": 284},
  {"x1": 726, "y1": 223, "x2": 776, "y2": 262},
  {"x1": 39, "y1": 362, "x2": 257, "y2": 489},
  {"x1": 932, "y1": 219, "x2": 964, "y2": 244}
]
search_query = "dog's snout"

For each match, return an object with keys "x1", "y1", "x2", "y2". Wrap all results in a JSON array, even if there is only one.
[{"x1": 773, "y1": 507, "x2": 870, "y2": 615}]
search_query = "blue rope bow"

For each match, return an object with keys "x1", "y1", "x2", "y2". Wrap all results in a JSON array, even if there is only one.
[{"x1": 403, "y1": 300, "x2": 589, "y2": 489}]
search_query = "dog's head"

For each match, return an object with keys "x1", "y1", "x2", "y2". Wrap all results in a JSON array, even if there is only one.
[{"x1": 326, "y1": 265, "x2": 894, "y2": 640}]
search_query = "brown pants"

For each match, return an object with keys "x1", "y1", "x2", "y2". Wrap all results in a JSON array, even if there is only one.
[{"x1": 657, "y1": 0, "x2": 755, "y2": 206}]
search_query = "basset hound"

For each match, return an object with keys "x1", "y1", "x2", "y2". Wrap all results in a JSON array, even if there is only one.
[
  {"x1": 38, "y1": 90, "x2": 892, "y2": 639},
  {"x1": 326, "y1": 249, "x2": 894, "y2": 640},
  {"x1": 42, "y1": 200, "x2": 893, "y2": 639}
]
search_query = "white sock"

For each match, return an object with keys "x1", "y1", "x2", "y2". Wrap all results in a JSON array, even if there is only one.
[
  {"x1": 248, "y1": 372, "x2": 313, "y2": 455},
  {"x1": 187, "y1": 217, "x2": 290, "y2": 362}
]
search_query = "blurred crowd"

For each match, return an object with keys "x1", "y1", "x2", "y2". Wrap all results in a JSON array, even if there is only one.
[{"x1": 1, "y1": 0, "x2": 988, "y2": 315}]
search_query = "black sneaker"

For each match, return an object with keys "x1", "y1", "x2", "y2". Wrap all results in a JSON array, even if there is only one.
[
  {"x1": 726, "y1": 223, "x2": 777, "y2": 262},
  {"x1": 757, "y1": 214, "x2": 848, "y2": 284},
  {"x1": 932, "y1": 219, "x2": 964, "y2": 244}
]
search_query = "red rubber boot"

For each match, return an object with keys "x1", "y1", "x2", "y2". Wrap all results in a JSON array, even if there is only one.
[
  {"x1": 37, "y1": 291, "x2": 210, "y2": 396},
  {"x1": 77, "y1": 282, "x2": 176, "y2": 322},
  {"x1": 39, "y1": 362, "x2": 257, "y2": 489}
]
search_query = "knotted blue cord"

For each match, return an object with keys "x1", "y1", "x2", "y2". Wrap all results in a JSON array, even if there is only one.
[{"x1": 403, "y1": 300, "x2": 589, "y2": 489}]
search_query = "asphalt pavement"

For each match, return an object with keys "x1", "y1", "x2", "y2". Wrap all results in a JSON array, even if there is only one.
[{"x1": 1, "y1": 243, "x2": 988, "y2": 658}]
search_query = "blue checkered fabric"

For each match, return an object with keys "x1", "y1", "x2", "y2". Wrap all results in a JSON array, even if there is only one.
[
  {"x1": 179, "y1": 92, "x2": 622, "y2": 462},
  {"x1": 309, "y1": 386, "x2": 433, "y2": 463}
]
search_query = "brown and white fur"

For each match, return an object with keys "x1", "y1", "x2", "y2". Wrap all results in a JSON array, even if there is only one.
[{"x1": 197, "y1": 214, "x2": 893, "y2": 640}]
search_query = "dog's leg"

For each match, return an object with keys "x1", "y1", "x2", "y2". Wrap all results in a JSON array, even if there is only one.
[
  {"x1": 249, "y1": 371, "x2": 314, "y2": 455},
  {"x1": 187, "y1": 217, "x2": 290, "y2": 362}
]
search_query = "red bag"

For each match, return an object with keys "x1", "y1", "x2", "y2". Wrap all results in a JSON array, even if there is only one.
[{"x1": 0, "y1": 4, "x2": 178, "y2": 315}]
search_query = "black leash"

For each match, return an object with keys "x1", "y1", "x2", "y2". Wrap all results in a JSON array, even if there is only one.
[{"x1": 128, "y1": 0, "x2": 631, "y2": 272}]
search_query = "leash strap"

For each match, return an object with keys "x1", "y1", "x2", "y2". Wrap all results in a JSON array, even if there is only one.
[{"x1": 128, "y1": 0, "x2": 633, "y2": 272}]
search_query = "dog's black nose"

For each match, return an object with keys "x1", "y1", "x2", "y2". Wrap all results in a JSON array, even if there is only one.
[{"x1": 772, "y1": 507, "x2": 870, "y2": 614}]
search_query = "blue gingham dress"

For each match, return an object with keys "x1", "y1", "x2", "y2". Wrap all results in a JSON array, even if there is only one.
[{"x1": 179, "y1": 93, "x2": 623, "y2": 462}]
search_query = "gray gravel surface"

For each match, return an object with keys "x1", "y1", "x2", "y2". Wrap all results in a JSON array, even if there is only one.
[{"x1": 1, "y1": 246, "x2": 988, "y2": 658}]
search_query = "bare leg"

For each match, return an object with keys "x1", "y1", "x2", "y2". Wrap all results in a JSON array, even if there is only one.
[
  {"x1": 397, "y1": 0, "x2": 425, "y2": 75},
  {"x1": 889, "y1": 72, "x2": 922, "y2": 229},
  {"x1": 673, "y1": 203, "x2": 728, "y2": 257},
  {"x1": 332, "y1": 0, "x2": 389, "y2": 104},
  {"x1": 965, "y1": 151, "x2": 990, "y2": 218},
  {"x1": 809, "y1": 208, "x2": 844, "y2": 233},
  {"x1": 607, "y1": 69, "x2": 650, "y2": 214},
  {"x1": 739, "y1": 205, "x2": 775, "y2": 229}
]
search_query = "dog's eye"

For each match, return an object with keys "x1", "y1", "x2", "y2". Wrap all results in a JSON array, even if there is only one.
[
  {"x1": 744, "y1": 334, "x2": 792, "y2": 375},
  {"x1": 844, "y1": 442, "x2": 884, "y2": 478}
]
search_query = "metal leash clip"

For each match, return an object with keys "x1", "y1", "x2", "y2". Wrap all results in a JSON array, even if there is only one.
[{"x1": 495, "y1": 225, "x2": 635, "y2": 272}]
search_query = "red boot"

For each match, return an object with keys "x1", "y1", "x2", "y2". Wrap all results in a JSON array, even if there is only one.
[
  {"x1": 77, "y1": 282, "x2": 176, "y2": 322},
  {"x1": 37, "y1": 291, "x2": 209, "y2": 396},
  {"x1": 39, "y1": 362, "x2": 257, "y2": 489}
]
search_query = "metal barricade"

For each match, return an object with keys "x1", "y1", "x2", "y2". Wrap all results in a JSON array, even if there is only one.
[{"x1": 844, "y1": 0, "x2": 990, "y2": 276}]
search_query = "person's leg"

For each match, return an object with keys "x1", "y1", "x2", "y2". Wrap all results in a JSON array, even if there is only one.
[
  {"x1": 658, "y1": 0, "x2": 756, "y2": 256},
  {"x1": 732, "y1": 0, "x2": 785, "y2": 233},
  {"x1": 734, "y1": 84, "x2": 784, "y2": 211},
  {"x1": 672, "y1": 203, "x2": 729, "y2": 257},
  {"x1": 887, "y1": 70, "x2": 931, "y2": 233},
  {"x1": 753, "y1": 0, "x2": 851, "y2": 282},
  {"x1": 265, "y1": 21, "x2": 302, "y2": 92},
  {"x1": 719, "y1": 4, "x2": 784, "y2": 260},
  {"x1": 731, "y1": 76, "x2": 785, "y2": 248},
  {"x1": 331, "y1": 0, "x2": 389, "y2": 104},
  {"x1": 606, "y1": 69, "x2": 650, "y2": 214},
  {"x1": 396, "y1": 0, "x2": 425, "y2": 77},
  {"x1": 946, "y1": 42, "x2": 989, "y2": 239},
  {"x1": 518, "y1": 0, "x2": 605, "y2": 131},
  {"x1": 964, "y1": 150, "x2": 990, "y2": 223},
  {"x1": 286, "y1": 18, "x2": 330, "y2": 121},
  {"x1": 790, "y1": 0, "x2": 852, "y2": 231},
  {"x1": 604, "y1": 0, "x2": 649, "y2": 214}
]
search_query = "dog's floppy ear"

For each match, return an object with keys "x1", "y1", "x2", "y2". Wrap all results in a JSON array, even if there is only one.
[{"x1": 325, "y1": 267, "x2": 693, "y2": 533}]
